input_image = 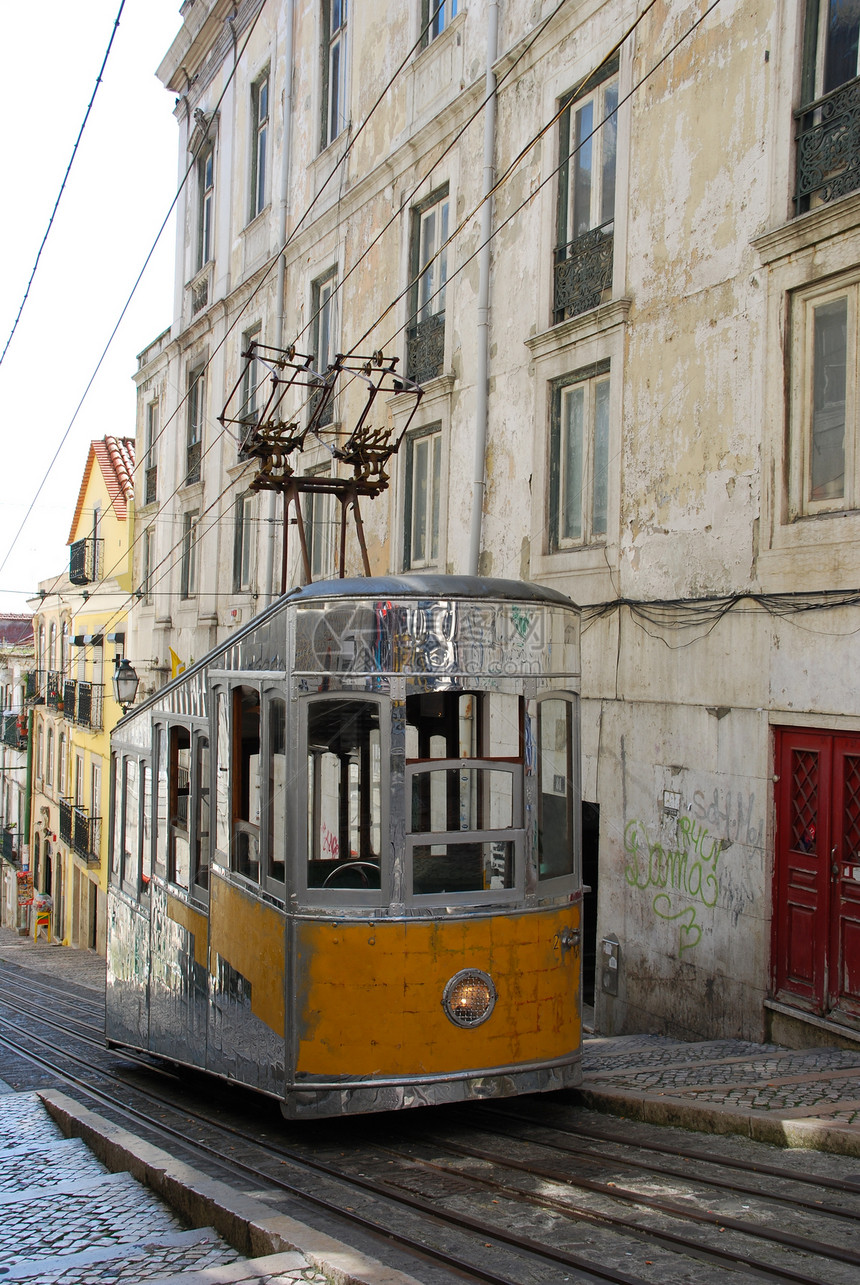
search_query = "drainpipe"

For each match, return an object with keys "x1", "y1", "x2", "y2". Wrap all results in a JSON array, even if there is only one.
[
  {"x1": 468, "y1": 0, "x2": 499, "y2": 577},
  {"x1": 263, "y1": 0, "x2": 296, "y2": 606}
]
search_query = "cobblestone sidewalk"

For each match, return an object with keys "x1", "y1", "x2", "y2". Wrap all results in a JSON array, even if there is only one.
[{"x1": 580, "y1": 1033, "x2": 860, "y2": 1155}]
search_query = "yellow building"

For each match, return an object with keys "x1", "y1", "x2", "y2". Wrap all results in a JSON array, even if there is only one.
[{"x1": 28, "y1": 437, "x2": 135, "y2": 954}]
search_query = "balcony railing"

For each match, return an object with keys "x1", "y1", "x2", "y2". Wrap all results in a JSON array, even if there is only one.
[
  {"x1": 46, "y1": 671, "x2": 62, "y2": 710},
  {"x1": 74, "y1": 808, "x2": 101, "y2": 862},
  {"x1": 795, "y1": 76, "x2": 860, "y2": 213},
  {"x1": 1, "y1": 712, "x2": 26, "y2": 750},
  {"x1": 69, "y1": 536, "x2": 104, "y2": 585},
  {"x1": 553, "y1": 221, "x2": 614, "y2": 324},
  {"x1": 406, "y1": 311, "x2": 446, "y2": 385},
  {"x1": 186, "y1": 440, "x2": 202, "y2": 486},
  {"x1": 59, "y1": 797, "x2": 73, "y2": 846},
  {"x1": 24, "y1": 671, "x2": 38, "y2": 701},
  {"x1": 66, "y1": 681, "x2": 104, "y2": 731},
  {"x1": 0, "y1": 830, "x2": 17, "y2": 866}
]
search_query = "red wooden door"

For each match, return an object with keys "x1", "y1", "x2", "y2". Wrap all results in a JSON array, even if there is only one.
[{"x1": 774, "y1": 728, "x2": 860, "y2": 1017}]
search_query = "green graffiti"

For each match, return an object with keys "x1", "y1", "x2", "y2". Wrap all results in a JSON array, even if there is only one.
[{"x1": 624, "y1": 815, "x2": 721, "y2": 954}]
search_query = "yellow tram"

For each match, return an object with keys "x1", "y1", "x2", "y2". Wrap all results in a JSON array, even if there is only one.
[{"x1": 106, "y1": 575, "x2": 583, "y2": 1118}]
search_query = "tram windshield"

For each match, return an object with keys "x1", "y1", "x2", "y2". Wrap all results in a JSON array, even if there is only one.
[
  {"x1": 406, "y1": 690, "x2": 522, "y2": 896},
  {"x1": 306, "y1": 698, "x2": 382, "y2": 889}
]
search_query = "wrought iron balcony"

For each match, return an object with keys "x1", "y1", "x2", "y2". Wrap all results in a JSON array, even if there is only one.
[
  {"x1": 553, "y1": 221, "x2": 614, "y2": 324},
  {"x1": 186, "y1": 440, "x2": 202, "y2": 486},
  {"x1": 72, "y1": 681, "x2": 104, "y2": 731},
  {"x1": 144, "y1": 464, "x2": 158, "y2": 506},
  {"x1": 24, "y1": 671, "x2": 38, "y2": 701},
  {"x1": 795, "y1": 76, "x2": 860, "y2": 213},
  {"x1": 46, "y1": 671, "x2": 62, "y2": 710},
  {"x1": 406, "y1": 311, "x2": 446, "y2": 385},
  {"x1": 73, "y1": 807, "x2": 101, "y2": 861},
  {"x1": 59, "y1": 797, "x2": 73, "y2": 846},
  {"x1": 1, "y1": 712, "x2": 26, "y2": 750},
  {"x1": 0, "y1": 830, "x2": 17, "y2": 866},
  {"x1": 69, "y1": 536, "x2": 104, "y2": 585}
]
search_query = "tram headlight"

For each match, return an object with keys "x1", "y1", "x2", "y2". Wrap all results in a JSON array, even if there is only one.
[{"x1": 442, "y1": 969, "x2": 497, "y2": 1028}]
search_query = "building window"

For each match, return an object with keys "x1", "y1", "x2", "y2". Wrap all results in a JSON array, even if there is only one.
[
  {"x1": 46, "y1": 726, "x2": 54, "y2": 788},
  {"x1": 144, "y1": 400, "x2": 158, "y2": 504},
  {"x1": 321, "y1": 0, "x2": 348, "y2": 150},
  {"x1": 549, "y1": 363, "x2": 610, "y2": 548},
  {"x1": 239, "y1": 327, "x2": 262, "y2": 455},
  {"x1": 186, "y1": 367, "x2": 204, "y2": 485},
  {"x1": 304, "y1": 465, "x2": 335, "y2": 579},
  {"x1": 422, "y1": 0, "x2": 458, "y2": 45},
  {"x1": 250, "y1": 73, "x2": 269, "y2": 220},
  {"x1": 142, "y1": 526, "x2": 155, "y2": 604},
  {"x1": 404, "y1": 424, "x2": 442, "y2": 568},
  {"x1": 311, "y1": 270, "x2": 338, "y2": 426},
  {"x1": 233, "y1": 492, "x2": 255, "y2": 593},
  {"x1": 791, "y1": 278, "x2": 858, "y2": 516},
  {"x1": 554, "y1": 61, "x2": 618, "y2": 323},
  {"x1": 181, "y1": 511, "x2": 199, "y2": 599},
  {"x1": 406, "y1": 187, "x2": 449, "y2": 384},
  {"x1": 197, "y1": 144, "x2": 215, "y2": 271},
  {"x1": 796, "y1": 1, "x2": 860, "y2": 211}
]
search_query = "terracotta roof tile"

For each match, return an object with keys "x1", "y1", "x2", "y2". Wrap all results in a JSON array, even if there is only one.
[{"x1": 68, "y1": 437, "x2": 136, "y2": 545}]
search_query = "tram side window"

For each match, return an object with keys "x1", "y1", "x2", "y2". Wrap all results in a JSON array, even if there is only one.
[
  {"x1": 215, "y1": 692, "x2": 230, "y2": 855},
  {"x1": 233, "y1": 686, "x2": 261, "y2": 882},
  {"x1": 111, "y1": 753, "x2": 122, "y2": 882},
  {"x1": 169, "y1": 725, "x2": 191, "y2": 890},
  {"x1": 122, "y1": 758, "x2": 139, "y2": 889},
  {"x1": 155, "y1": 726, "x2": 168, "y2": 878},
  {"x1": 266, "y1": 697, "x2": 286, "y2": 885},
  {"x1": 306, "y1": 699, "x2": 381, "y2": 889},
  {"x1": 538, "y1": 697, "x2": 576, "y2": 880},
  {"x1": 193, "y1": 735, "x2": 210, "y2": 892},
  {"x1": 141, "y1": 763, "x2": 152, "y2": 889}
]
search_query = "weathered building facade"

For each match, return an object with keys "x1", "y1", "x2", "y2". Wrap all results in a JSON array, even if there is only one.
[
  {"x1": 28, "y1": 437, "x2": 136, "y2": 953},
  {"x1": 129, "y1": 0, "x2": 860, "y2": 1047}
]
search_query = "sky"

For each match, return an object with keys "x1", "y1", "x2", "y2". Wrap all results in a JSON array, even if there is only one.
[{"x1": 0, "y1": 0, "x2": 183, "y2": 613}]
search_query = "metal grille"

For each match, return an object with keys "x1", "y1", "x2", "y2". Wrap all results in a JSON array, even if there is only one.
[
  {"x1": 145, "y1": 465, "x2": 158, "y2": 506},
  {"x1": 69, "y1": 537, "x2": 104, "y2": 585},
  {"x1": 442, "y1": 969, "x2": 497, "y2": 1027},
  {"x1": 46, "y1": 672, "x2": 62, "y2": 710},
  {"x1": 59, "y1": 798, "x2": 73, "y2": 846},
  {"x1": 843, "y1": 755, "x2": 860, "y2": 860},
  {"x1": 553, "y1": 223, "x2": 614, "y2": 323},
  {"x1": 791, "y1": 749, "x2": 819, "y2": 854},
  {"x1": 795, "y1": 76, "x2": 860, "y2": 212},
  {"x1": 186, "y1": 440, "x2": 202, "y2": 486},
  {"x1": 406, "y1": 312, "x2": 446, "y2": 385}
]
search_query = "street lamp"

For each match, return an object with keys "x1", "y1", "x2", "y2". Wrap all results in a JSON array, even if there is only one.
[{"x1": 112, "y1": 657, "x2": 140, "y2": 714}]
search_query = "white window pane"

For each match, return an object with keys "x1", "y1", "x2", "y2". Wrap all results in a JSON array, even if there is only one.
[
  {"x1": 601, "y1": 83, "x2": 618, "y2": 225},
  {"x1": 593, "y1": 378, "x2": 610, "y2": 534},
  {"x1": 811, "y1": 297, "x2": 847, "y2": 500},
  {"x1": 562, "y1": 386, "x2": 585, "y2": 541},
  {"x1": 572, "y1": 102, "x2": 593, "y2": 238}
]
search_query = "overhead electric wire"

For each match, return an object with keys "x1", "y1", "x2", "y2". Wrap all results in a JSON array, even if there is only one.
[
  {"x1": 0, "y1": 0, "x2": 272, "y2": 589},
  {"x1": 0, "y1": 0, "x2": 127, "y2": 373}
]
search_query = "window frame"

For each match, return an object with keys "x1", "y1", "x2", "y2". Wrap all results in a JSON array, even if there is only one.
[
  {"x1": 233, "y1": 491, "x2": 255, "y2": 593},
  {"x1": 321, "y1": 0, "x2": 348, "y2": 150},
  {"x1": 250, "y1": 71, "x2": 270, "y2": 221},
  {"x1": 310, "y1": 268, "x2": 338, "y2": 427},
  {"x1": 421, "y1": 0, "x2": 459, "y2": 46},
  {"x1": 196, "y1": 142, "x2": 215, "y2": 272},
  {"x1": 535, "y1": 692, "x2": 581, "y2": 891},
  {"x1": 790, "y1": 274, "x2": 859, "y2": 519},
  {"x1": 180, "y1": 510, "x2": 199, "y2": 599},
  {"x1": 186, "y1": 365, "x2": 205, "y2": 485},
  {"x1": 548, "y1": 361, "x2": 611, "y2": 550},
  {"x1": 403, "y1": 422, "x2": 442, "y2": 570},
  {"x1": 304, "y1": 463, "x2": 336, "y2": 580}
]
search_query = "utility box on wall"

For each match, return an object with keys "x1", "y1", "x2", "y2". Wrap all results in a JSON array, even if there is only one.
[{"x1": 601, "y1": 935, "x2": 620, "y2": 996}]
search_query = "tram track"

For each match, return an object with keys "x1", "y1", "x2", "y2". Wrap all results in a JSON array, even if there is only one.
[{"x1": 1, "y1": 967, "x2": 859, "y2": 1285}]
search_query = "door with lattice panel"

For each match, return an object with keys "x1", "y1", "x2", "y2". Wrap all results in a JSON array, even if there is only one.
[{"x1": 774, "y1": 728, "x2": 860, "y2": 1017}]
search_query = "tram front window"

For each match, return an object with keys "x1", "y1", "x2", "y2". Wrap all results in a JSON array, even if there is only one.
[
  {"x1": 233, "y1": 686, "x2": 261, "y2": 882},
  {"x1": 306, "y1": 699, "x2": 381, "y2": 890},
  {"x1": 406, "y1": 691, "x2": 522, "y2": 896}
]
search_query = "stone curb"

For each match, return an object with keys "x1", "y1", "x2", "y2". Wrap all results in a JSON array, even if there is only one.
[
  {"x1": 39, "y1": 1090, "x2": 425, "y2": 1285},
  {"x1": 575, "y1": 1086, "x2": 860, "y2": 1158}
]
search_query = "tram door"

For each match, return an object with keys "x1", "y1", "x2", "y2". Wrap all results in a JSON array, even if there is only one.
[{"x1": 774, "y1": 727, "x2": 860, "y2": 1020}]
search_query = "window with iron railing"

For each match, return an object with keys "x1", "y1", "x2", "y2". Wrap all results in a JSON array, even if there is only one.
[
  {"x1": 795, "y1": 0, "x2": 860, "y2": 212},
  {"x1": 554, "y1": 61, "x2": 618, "y2": 324},
  {"x1": 407, "y1": 187, "x2": 449, "y2": 384},
  {"x1": 46, "y1": 672, "x2": 62, "y2": 710},
  {"x1": 69, "y1": 537, "x2": 104, "y2": 585},
  {"x1": 73, "y1": 682, "x2": 104, "y2": 731},
  {"x1": 59, "y1": 797, "x2": 73, "y2": 846}
]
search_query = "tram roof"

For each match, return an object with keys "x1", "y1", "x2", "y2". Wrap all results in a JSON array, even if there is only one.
[{"x1": 118, "y1": 575, "x2": 578, "y2": 725}]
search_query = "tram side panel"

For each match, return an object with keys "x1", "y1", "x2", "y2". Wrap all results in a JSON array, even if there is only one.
[
  {"x1": 105, "y1": 891, "x2": 151, "y2": 1051},
  {"x1": 206, "y1": 868, "x2": 286, "y2": 1096},
  {"x1": 147, "y1": 883, "x2": 209, "y2": 1065}
]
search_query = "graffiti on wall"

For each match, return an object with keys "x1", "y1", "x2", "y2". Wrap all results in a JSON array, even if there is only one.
[{"x1": 623, "y1": 790, "x2": 762, "y2": 955}]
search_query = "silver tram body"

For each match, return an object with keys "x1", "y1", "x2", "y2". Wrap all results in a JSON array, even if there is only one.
[{"x1": 106, "y1": 575, "x2": 584, "y2": 1118}]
